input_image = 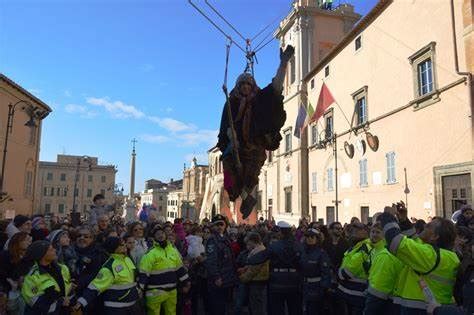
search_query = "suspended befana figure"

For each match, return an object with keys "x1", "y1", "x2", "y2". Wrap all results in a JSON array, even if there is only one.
[{"x1": 217, "y1": 45, "x2": 295, "y2": 219}]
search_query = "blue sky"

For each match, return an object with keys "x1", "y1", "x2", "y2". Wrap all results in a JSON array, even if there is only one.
[{"x1": 0, "y1": 0, "x2": 377, "y2": 193}]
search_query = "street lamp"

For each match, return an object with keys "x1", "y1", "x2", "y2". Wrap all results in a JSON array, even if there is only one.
[
  {"x1": 71, "y1": 156, "x2": 92, "y2": 226},
  {"x1": 404, "y1": 168, "x2": 410, "y2": 207},
  {"x1": 1, "y1": 100, "x2": 38, "y2": 202}
]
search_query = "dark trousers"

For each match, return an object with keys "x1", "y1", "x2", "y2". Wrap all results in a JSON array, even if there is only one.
[
  {"x1": 248, "y1": 283, "x2": 267, "y2": 315},
  {"x1": 400, "y1": 306, "x2": 429, "y2": 315},
  {"x1": 234, "y1": 283, "x2": 249, "y2": 315},
  {"x1": 364, "y1": 294, "x2": 400, "y2": 315},
  {"x1": 208, "y1": 285, "x2": 232, "y2": 315},
  {"x1": 103, "y1": 303, "x2": 139, "y2": 315},
  {"x1": 305, "y1": 300, "x2": 324, "y2": 315},
  {"x1": 268, "y1": 289, "x2": 302, "y2": 315}
]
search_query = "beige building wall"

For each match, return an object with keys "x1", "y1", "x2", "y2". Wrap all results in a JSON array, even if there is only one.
[
  {"x1": 259, "y1": 1, "x2": 361, "y2": 226},
  {"x1": 182, "y1": 157, "x2": 208, "y2": 221},
  {"x1": 0, "y1": 74, "x2": 51, "y2": 218},
  {"x1": 140, "y1": 188, "x2": 168, "y2": 213},
  {"x1": 167, "y1": 189, "x2": 183, "y2": 221},
  {"x1": 35, "y1": 155, "x2": 116, "y2": 217},
  {"x1": 305, "y1": 0, "x2": 473, "y2": 224}
]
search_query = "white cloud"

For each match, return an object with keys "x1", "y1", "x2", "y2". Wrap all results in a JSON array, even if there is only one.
[
  {"x1": 179, "y1": 129, "x2": 218, "y2": 147},
  {"x1": 139, "y1": 64, "x2": 155, "y2": 73},
  {"x1": 140, "y1": 134, "x2": 170, "y2": 144},
  {"x1": 86, "y1": 97, "x2": 144, "y2": 119},
  {"x1": 149, "y1": 117, "x2": 196, "y2": 132},
  {"x1": 65, "y1": 104, "x2": 97, "y2": 118}
]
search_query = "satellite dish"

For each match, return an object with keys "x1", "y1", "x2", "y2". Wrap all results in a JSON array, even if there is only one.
[
  {"x1": 366, "y1": 132, "x2": 379, "y2": 152},
  {"x1": 356, "y1": 139, "x2": 367, "y2": 155},
  {"x1": 344, "y1": 141, "x2": 354, "y2": 158}
]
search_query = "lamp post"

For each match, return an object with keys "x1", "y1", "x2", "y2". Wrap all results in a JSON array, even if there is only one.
[
  {"x1": 1, "y1": 100, "x2": 37, "y2": 201},
  {"x1": 71, "y1": 156, "x2": 92, "y2": 226},
  {"x1": 404, "y1": 168, "x2": 410, "y2": 207}
]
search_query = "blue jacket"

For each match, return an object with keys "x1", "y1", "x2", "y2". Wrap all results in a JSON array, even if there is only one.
[
  {"x1": 300, "y1": 245, "x2": 332, "y2": 300},
  {"x1": 266, "y1": 238, "x2": 302, "y2": 292},
  {"x1": 204, "y1": 233, "x2": 237, "y2": 288}
]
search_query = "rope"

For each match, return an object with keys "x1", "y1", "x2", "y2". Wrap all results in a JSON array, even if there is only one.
[{"x1": 222, "y1": 41, "x2": 242, "y2": 172}]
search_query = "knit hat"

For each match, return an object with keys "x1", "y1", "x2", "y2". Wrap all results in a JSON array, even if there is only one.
[
  {"x1": 103, "y1": 237, "x2": 123, "y2": 254},
  {"x1": 25, "y1": 240, "x2": 51, "y2": 261},
  {"x1": 47, "y1": 229, "x2": 68, "y2": 244},
  {"x1": 13, "y1": 215, "x2": 30, "y2": 228},
  {"x1": 32, "y1": 217, "x2": 44, "y2": 230}
]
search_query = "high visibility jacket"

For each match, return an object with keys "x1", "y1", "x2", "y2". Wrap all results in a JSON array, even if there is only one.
[
  {"x1": 21, "y1": 262, "x2": 71, "y2": 314},
  {"x1": 367, "y1": 240, "x2": 403, "y2": 300},
  {"x1": 386, "y1": 229, "x2": 459, "y2": 309},
  {"x1": 337, "y1": 239, "x2": 372, "y2": 298},
  {"x1": 77, "y1": 254, "x2": 139, "y2": 309},
  {"x1": 138, "y1": 242, "x2": 189, "y2": 298}
]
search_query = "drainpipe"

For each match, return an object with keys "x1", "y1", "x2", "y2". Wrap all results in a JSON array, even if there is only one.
[{"x1": 450, "y1": 0, "x2": 474, "y2": 159}]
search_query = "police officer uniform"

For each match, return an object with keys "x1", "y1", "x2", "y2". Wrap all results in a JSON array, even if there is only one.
[
  {"x1": 204, "y1": 214, "x2": 238, "y2": 315},
  {"x1": 300, "y1": 228, "x2": 332, "y2": 315},
  {"x1": 267, "y1": 221, "x2": 303, "y2": 315},
  {"x1": 76, "y1": 237, "x2": 139, "y2": 315}
]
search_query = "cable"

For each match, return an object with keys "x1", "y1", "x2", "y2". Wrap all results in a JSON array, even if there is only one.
[
  {"x1": 205, "y1": 0, "x2": 247, "y2": 43},
  {"x1": 188, "y1": 0, "x2": 246, "y2": 53},
  {"x1": 251, "y1": 10, "x2": 287, "y2": 42}
]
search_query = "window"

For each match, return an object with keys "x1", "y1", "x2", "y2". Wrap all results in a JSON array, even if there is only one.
[
  {"x1": 45, "y1": 204, "x2": 51, "y2": 214},
  {"x1": 47, "y1": 173, "x2": 53, "y2": 181},
  {"x1": 58, "y1": 204, "x2": 65, "y2": 214},
  {"x1": 386, "y1": 152, "x2": 396, "y2": 183},
  {"x1": 25, "y1": 171, "x2": 33, "y2": 196},
  {"x1": 60, "y1": 173, "x2": 66, "y2": 181},
  {"x1": 352, "y1": 86, "x2": 368, "y2": 126},
  {"x1": 56, "y1": 187, "x2": 60, "y2": 196},
  {"x1": 50, "y1": 187, "x2": 54, "y2": 196},
  {"x1": 327, "y1": 168, "x2": 334, "y2": 191},
  {"x1": 101, "y1": 175, "x2": 106, "y2": 183},
  {"x1": 452, "y1": 189, "x2": 458, "y2": 198},
  {"x1": 159, "y1": 196, "x2": 163, "y2": 201},
  {"x1": 87, "y1": 189, "x2": 92, "y2": 198},
  {"x1": 100, "y1": 189, "x2": 105, "y2": 196},
  {"x1": 324, "y1": 110, "x2": 333, "y2": 139},
  {"x1": 310, "y1": 79, "x2": 315, "y2": 89},
  {"x1": 408, "y1": 42, "x2": 438, "y2": 105},
  {"x1": 290, "y1": 56, "x2": 296, "y2": 84},
  {"x1": 355, "y1": 35, "x2": 362, "y2": 50},
  {"x1": 74, "y1": 188, "x2": 79, "y2": 197},
  {"x1": 43, "y1": 187, "x2": 47, "y2": 196},
  {"x1": 418, "y1": 59, "x2": 434, "y2": 96},
  {"x1": 284, "y1": 128, "x2": 292, "y2": 153},
  {"x1": 88, "y1": 175, "x2": 93, "y2": 182},
  {"x1": 285, "y1": 187, "x2": 292, "y2": 213},
  {"x1": 267, "y1": 151, "x2": 273, "y2": 163},
  {"x1": 311, "y1": 124, "x2": 318, "y2": 145},
  {"x1": 460, "y1": 188, "x2": 466, "y2": 199},
  {"x1": 257, "y1": 191, "x2": 262, "y2": 211},
  {"x1": 359, "y1": 159, "x2": 368, "y2": 187},
  {"x1": 63, "y1": 188, "x2": 68, "y2": 197},
  {"x1": 325, "y1": 65, "x2": 330, "y2": 77},
  {"x1": 312, "y1": 172, "x2": 318, "y2": 193}
]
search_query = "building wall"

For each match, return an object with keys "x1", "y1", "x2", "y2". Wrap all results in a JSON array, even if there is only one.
[
  {"x1": 35, "y1": 155, "x2": 116, "y2": 217},
  {"x1": 167, "y1": 190, "x2": 182, "y2": 221},
  {"x1": 0, "y1": 75, "x2": 51, "y2": 218},
  {"x1": 260, "y1": 2, "x2": 360, "y2": 226},
  {"x1": 182, "y1": 159, "x2": 208, "y2": 221},
  {"x1": 305, "y1": 0, "x2": 473, "y2": 223}
]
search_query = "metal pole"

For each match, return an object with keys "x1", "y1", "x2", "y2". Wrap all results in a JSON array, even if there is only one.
[
  {"x1": 0, "y1": 105, "x2": 13, "y2": 195},
  {"x1": 334, "y1": 133, "x2": 339, "y2": 221},
  {"x1": 404, "y1": 168, "x2": 410, "y2": 207}
]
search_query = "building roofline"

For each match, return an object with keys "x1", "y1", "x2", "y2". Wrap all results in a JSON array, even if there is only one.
[
  {"x1": 303, "y1": 0, "x2": 392, "y2": 82},
  {"x1": 0, "y1": 73, "x2": 53, "y2": 113}
]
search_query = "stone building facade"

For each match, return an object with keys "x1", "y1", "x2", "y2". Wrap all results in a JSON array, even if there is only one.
[
  {"x1": 0, "y1": 74, "x2": 51, "y2": 218},
  {"x1": 182, "y1": 157, "x2": 208, "y2": 221},
  {"x1": 35, "y1": 155, "x2": 116, "y2": 217}
]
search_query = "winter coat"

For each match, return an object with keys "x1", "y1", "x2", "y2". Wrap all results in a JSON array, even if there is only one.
[
  {"x1": 264, "y1": 238, "x2": 302, "y2": 292},
  {"x1": 204, "y1": 233, "x2": 237, "y2": 288},
  {"x1": 239, "y1": 245, "x2": 269, "y2": 284},
  {"x1": 74, "y1": 244, "x2": 108, "y2": 292}
]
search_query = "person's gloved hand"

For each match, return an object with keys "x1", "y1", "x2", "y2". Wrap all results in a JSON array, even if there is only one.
[{"x1": 280, "y1": 45, "x2": 295, "y2": 63}]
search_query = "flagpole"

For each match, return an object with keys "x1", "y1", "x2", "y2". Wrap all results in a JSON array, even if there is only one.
[{"x1": 333, "y1": 132, "x2": 339, "y2": 221}]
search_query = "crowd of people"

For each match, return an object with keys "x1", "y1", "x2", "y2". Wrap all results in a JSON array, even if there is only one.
[{"x1": 0, "y1": 194, "x2": 472, "y2": 315}]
